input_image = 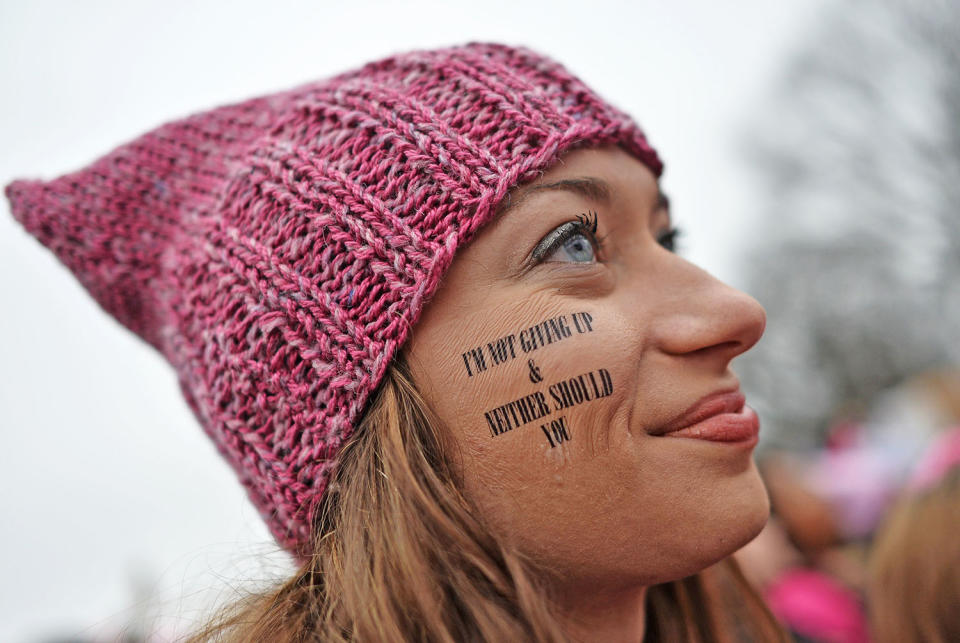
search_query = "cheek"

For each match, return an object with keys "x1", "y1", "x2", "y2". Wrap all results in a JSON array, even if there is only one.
[
  {"x1": 410, "y1": 306, "x2": 641, "y2": 541},
  {"x1": 419, "y1": 307, "x2": 628, "y2": 459}
]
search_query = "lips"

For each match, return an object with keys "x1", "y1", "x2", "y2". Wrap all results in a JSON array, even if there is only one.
[{"x1": 650, "y1": 390, "x2": 759, "y2": 443}]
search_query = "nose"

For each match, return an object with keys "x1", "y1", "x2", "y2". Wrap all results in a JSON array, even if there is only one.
[{"x1": 650, "y1": 258, "x2": 767, "y2": 366}]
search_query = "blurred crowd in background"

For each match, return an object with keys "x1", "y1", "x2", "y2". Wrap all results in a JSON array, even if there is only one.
[
  {"x1": 734, "y1": 0, "x2": 959, "y2": 641},
  {"x1": 26, "y1": 0, "x2": 960, "y2": 641}
]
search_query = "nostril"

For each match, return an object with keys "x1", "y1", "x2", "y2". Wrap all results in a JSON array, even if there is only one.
[{"x1": 689, "y1": 340, "x2": 742, "y2": 360}]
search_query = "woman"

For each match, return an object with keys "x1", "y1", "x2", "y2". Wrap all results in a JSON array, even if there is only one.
[
  {"x1": 868, "y1": 428, "x2": 960, "y2": 642},
  {"x1": 6, "y1": 43, "x2": 786, "y2": 641}
]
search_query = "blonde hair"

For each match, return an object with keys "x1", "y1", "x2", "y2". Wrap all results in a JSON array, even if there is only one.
[
  {"x1": 188, "y1": 352, "x2": 787, "y2": 642},
  {"x1": 868, "y1": 466, "x2": 960, "y2": 643}
]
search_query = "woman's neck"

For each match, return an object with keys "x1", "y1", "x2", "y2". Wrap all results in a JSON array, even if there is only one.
[{"x1": 554, "y1": 580, "x2": 648, "y2": 643}]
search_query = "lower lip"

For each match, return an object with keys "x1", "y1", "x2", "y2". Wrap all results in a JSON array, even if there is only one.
[{"x1": 658, "y1": 405, "x2": 760, "y2": 445}]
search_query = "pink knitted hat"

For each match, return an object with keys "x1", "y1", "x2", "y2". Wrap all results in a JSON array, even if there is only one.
[{"x1": 5, "y1": 42, "x2": 662, "y2": 560}]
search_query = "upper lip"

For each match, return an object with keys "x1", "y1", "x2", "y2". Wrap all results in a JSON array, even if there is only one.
[{"x1": 649, "y1": 389, "x2": 746, "y2": 436}]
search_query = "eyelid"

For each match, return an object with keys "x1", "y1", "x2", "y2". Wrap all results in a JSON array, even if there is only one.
[
  {"x1": 531, "y1": 221, "x2": 583, "y2": 263},
  {"x1": 530, "y1": 211, "x2": 602, "y2": 264}
]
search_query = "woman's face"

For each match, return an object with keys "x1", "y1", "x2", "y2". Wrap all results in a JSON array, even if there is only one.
[{"x1": 405, "y1": 146, "x2": 769, "y2": 591}]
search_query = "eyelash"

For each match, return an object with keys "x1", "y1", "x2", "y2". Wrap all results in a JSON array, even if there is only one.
[
  {"x1": 532, "y1": 210, "x2": 681, "y2": 264},
  {"x1": 531, "y1": 211, "x2": 606, "y2": 264},
  {"x1": 657, "y1": 227, "x2": 682, "y2": 253}
]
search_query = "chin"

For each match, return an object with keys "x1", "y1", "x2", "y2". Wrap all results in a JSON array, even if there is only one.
[
  {"x1": 680, "y1": 464, "x2": 772, "y2": 580},
  {"x1": 715, "y1": 464, "x2": 772, "y2": 558}
]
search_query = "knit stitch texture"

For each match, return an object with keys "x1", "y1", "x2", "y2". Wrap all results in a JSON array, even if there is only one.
[{"x1": 5, "y1": 42, "x2": 662, "y2": 561}]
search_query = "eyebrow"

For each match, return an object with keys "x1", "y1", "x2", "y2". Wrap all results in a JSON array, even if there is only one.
[
  {"x1": 497, "y1": 176, "x2": 670, "y2": 216},
  {"x1": 527, "y1": 177, "x2": 612, "y2": 203}
]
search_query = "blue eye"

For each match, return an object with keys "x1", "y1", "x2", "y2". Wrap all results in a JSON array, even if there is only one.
[
  {"x1": 549, "y1": 231, "x2": 597, "y2": 262},
  {"x1": 532, "y1": 211, "x2": 603, "y2": 265}
]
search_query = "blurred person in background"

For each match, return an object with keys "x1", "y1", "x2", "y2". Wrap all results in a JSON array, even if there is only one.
[
  {"x1": 868, "y1": 428, "x2": 960, "y2": 643},
  {"x1": 737, "y1": 370, "x2": 960, "y2": 642}
]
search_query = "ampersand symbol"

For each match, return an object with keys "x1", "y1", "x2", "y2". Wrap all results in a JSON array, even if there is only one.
[{"x1": 528, "y1": 359, "x2": 543, "y2": 384}]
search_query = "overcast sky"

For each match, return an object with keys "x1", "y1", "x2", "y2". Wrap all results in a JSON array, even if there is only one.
[{"x1": 0, "y1": 1, "x2": 826, "y2": 639}]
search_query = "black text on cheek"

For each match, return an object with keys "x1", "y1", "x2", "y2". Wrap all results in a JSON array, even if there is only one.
[
  {"x1": 483, "y1": 367, "x2": 613, "y2": 445},
  {"x1": 484, "y1": 391, "x2": 552, "y2": 437},
  {"x1": 459, "y1": 311, "x2": 594, "y2": 377},
  {"x1": 548, "y1": 368, "x2": 613, "y2": 411}
]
